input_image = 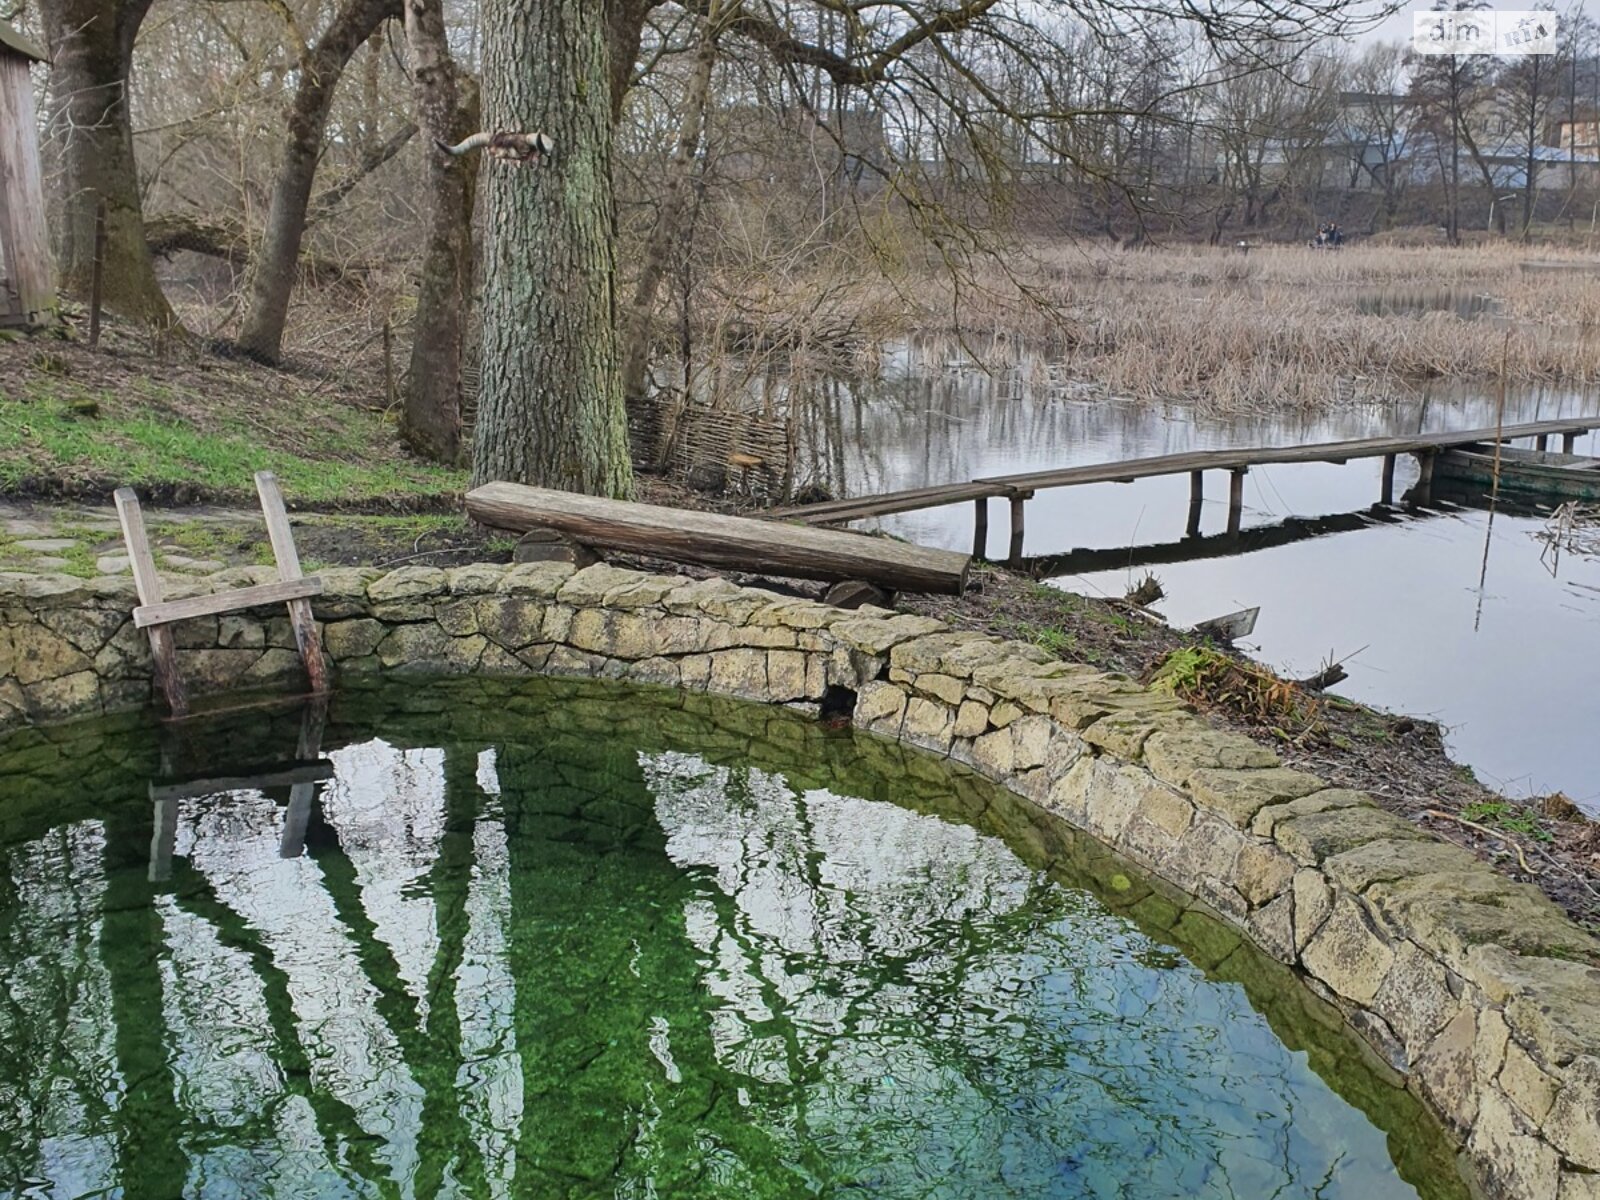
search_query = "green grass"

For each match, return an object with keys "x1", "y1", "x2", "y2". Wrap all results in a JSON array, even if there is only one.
[
  {"x1": 0, "y1": 382, "x2": 466, "y2": 504},
  {"x1": 1461, "y1": 800, "x2": 1554, "y2": 843}
]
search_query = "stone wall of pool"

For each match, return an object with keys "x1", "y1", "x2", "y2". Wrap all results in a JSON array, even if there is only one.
[{"x1": 3, "y1": 559, "x2": 1597, "y2": 1199}]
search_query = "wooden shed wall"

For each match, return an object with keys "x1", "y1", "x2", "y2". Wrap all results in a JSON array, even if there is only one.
[{"x1": 0, "y1": 51, "x2": 54, "y2": 327}]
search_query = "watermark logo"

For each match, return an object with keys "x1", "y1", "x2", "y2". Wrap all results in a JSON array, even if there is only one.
[{"x1": 1413, "y1": 10, "x2": 1558, "y2": 55}]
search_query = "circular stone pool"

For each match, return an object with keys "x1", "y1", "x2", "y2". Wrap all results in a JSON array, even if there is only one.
[{"x1": 0, "y1": 677, "x2": 1470, "y2": 1199}]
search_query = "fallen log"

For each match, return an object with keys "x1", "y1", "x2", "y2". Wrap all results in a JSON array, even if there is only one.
[{"x1": 466, "y1": 482, "x2": 971, "y2": 595}]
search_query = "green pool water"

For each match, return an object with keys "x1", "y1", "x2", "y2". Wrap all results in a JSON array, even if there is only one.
[{"x1": 0, "y1": 678, "x2": 1470, "y2": 1199}]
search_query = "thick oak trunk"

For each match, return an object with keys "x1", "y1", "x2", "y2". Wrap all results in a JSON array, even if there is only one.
[
  {"x1": 401, "y1": 0, "x2": 477, "y2": 464},
  {"x1": 39, "y1": 0, "x2": 174, "y2": 325},
  {"x1": 235, "y1": 0, "x2": 397, "y2": 363},
  {"x1": 470, "y1": 0, "x2": 633, "y2": 497}
]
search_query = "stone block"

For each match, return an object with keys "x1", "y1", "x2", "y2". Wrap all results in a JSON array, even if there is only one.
[
  {"x1": 324, "y1": 619, "x2": 386, "y2": 661},
  {"x1": 497, "y1": 561, "x2": 577, "y2": 598},
  {"x1": 9, "y1": 623, "x2": 91, "y2": 685},
  {"x1": 1009, "y1": 715, "x2": 1056, "y2": 771},
  {"x1": 1293, "y1": 869, "x2": 1332, "y2": 954},
  {"x1": 1369, "y1": 873, "x2": 1600, "y2": 968},
  {"x1": 1142, "y1": 724, "x2": 1279, "y2": 788},
  {"x1": 555, "y1": 564, "x2": 649, "y2": 606},
  {"x1": 368, "y1": 565, "x2": 448, "y2": 603},
  {"x1": 616, "y1": 656, "x2": 674, "y2": 686},
  {"x1": 901, "y1": 696, "x2": 955, "y2": 754},
  {"x1": 766, "y1": 650, "x2": 808, "y2": 702},
  {"x1": 1417, "y1": 1004, "x2": 1480, "y2": 1132},
  {"x1": 1273, "y1": 807, "x2": 1428, "y2": 867},
  {"x1": 970, "y1": 727, "x2": 1014, "y2": 777},
  {"x1": 888, "y1": 630, "x2": 1005, "y2": 677},
  {"x1": 831, "y1": 614, "x2": 945, "y2": 656},
  {"x1": 953, "y1": 700, "x2": 988, "y2": 738},
  {"x1": 854, "y1": 680, "x2": 907, "y2": 735},
  {"x1": 38, "y1": 607, "x2": 125, "y2": 654},
  {"x1": 679, "y1": 655, "x2": 712, "y2": 691},
  {"x1": 1301, "y1": 893, "x2": 1395, "y2": 1005},
  {"x1": 475, "y1": 597, "x2": 546, "y2": 649},
  {"x1": 242, "y1": 647, "x2": 306, "y2": 683},
  {"x1": 1500, "y1": 1039, "x2": 1560, "y2": 1125},
  {"x1": 1185, "y1": 767, "x2": 1327, "y2": 828},
  {"x1": 544, "y1": 646, "x2": 605, "y2": 676},
  {"x1": 22, "y1": 670, "x2": 100, "y2": 719},
  {"x1": 1469, "y1": 1087, "x2": 1561, "y2": 1200},
  {"x1": 708, "y1": 648, "x2": 768, "y2": 698},
  {"x1": 445, "y1": 563, "x2": 508, "y2": 594},
  {"x1": 435, "y1": 600, "x2": 479, "y2": 637},
  {"x1": 217, "y1": 614, "x2": 266, "y2": 650},
  {"x1": 1248, "y1": 893, "x2": 1297, "y2": 963},
  {"x1": 1081, "y1": 709, "x2": 1189, "y2": 758},
  {"x1": 1250, "y1": 788, "x2": 1369, "y2": 838},
  {"x1": 1372, "y1": 941, "x2": 1457, "y2": 1063},
  {"x1": 988, "y1": 699, "x2": 1024, "y2": 728},
  {"x1": 1546, "y1": 1056, "x2": 1600, "y2": 1170},
  {"x1": 1321, "y1": 838, "x2": 1486, "y2": 895},
  {"x1": 1232, "y1": 840, "x2": 1294, "y2": 906}
]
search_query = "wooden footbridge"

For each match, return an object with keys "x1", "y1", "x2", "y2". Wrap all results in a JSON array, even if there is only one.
[{"x1": 772, "y1": 417, "x2": 1599, "y2": 563}]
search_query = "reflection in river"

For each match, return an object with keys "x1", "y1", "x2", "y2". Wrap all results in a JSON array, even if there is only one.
[
  {"x1": 787, "y1": 347, "x2": 1600, "y2": 810},
  {"x1": 0, "y1": 680, "x2": 1469, "y2": 1199}
]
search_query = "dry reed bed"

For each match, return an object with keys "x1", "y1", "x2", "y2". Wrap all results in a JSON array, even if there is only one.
[{"x1": 699, "y1": 244, "x2": 1600, "y2": 412}]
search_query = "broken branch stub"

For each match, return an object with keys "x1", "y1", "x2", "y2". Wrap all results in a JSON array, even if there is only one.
[{"x1": 435, "y1": 130, "x2": 554, "y2": 166}]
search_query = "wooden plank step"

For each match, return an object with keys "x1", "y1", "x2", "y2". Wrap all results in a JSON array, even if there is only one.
[
  {"x1": 466, "y1": 482, "x2": 971, "y2": 594},
  {"x1": 133, "y1": 578, "x2": 323, "y2": 629},
  {"x1": 149, "y1": 761, "x2": 335, "y2": 804}
]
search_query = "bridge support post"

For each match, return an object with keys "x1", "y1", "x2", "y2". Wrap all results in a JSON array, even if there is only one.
[
  {"x1": 1536, "y1": 434, "x2": 1549, "y2": 452},
  {"x1": 1380, "y1": 454, "x2": 1396, "y2": 506},
  {"x1": 1563, "y1": 432, "x2": 1578, "y2": 454},
  {"x1": 1008, "y1": 492, "x2": 1030, "y2": 566},
  {"x1": 973, "y1": 498, "x2": 988, "y2": 561},
  {"x1": 1413, "y1": 450, "x2": 1435, "y2": 504},
  {"x1": 1187, "y1": 471, "x2": 1204, "y2": 537},
  {"x1": 1227, "y1": 469, "x2": 1247, "y2": 536}
]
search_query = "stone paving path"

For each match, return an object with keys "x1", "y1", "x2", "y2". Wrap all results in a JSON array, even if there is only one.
[{"x1": 1, "y1": 501, "x2": 264, "y2": 579}]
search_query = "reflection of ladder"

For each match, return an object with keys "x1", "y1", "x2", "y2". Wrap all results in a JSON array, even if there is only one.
[
  {"x1": 115, "y1": 471, "x2": 329, "y2": 718},
  {"x1": 147, "y1": 697, "x2": 332, "y2": 882}
]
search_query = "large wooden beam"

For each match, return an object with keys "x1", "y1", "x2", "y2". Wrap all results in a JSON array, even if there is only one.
[{"x1": 467, "y1": 483, "x2": 971, "y2": 595}]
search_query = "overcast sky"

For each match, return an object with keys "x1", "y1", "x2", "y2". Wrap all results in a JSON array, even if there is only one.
[{"x1": 1345, "y1": 0, "x2": 1598, "y2": 47}]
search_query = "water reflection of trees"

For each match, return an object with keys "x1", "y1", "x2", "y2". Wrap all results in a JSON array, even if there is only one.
[
  {"x1": 0, "y1": 691, "x2": 1460, "y2": 1199},
  {"x1": 784, "y1": 336, "x2": 1599, "y2": 501}
]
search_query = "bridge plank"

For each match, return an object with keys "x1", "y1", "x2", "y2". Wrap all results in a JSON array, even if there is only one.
[{"x1": 776, "y1": 418, "x2": 1596, "y2": 526}]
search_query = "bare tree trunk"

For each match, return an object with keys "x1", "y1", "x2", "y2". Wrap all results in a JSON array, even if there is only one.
[
  {"x1": 401, "y1": 0, "x2": 479, "y2": 464},
  {"x1": 40, "y1": 0, "x2": 175, "y2": 325},
  {"x1": 235, "y1": 0, "x2": 397, "y2": 363},
  {"x1": 471, "y1": 0, "x2": 633, "y2": 497},
  {"x1": 621, "y1": 5, "x2": 719, "y2": 404}
]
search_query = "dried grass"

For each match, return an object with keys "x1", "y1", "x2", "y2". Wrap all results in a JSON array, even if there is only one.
[{"x1": 699, "y1": 240, "x2": 1600, "y2": 413}]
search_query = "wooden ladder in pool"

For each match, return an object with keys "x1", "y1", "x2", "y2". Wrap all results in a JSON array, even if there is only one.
[{"x1": 115, "y1": 471, "x2": 329, "y2": 718}]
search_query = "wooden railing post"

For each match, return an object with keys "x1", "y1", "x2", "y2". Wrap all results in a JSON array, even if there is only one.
[
  {"x1": 255, "y1": 471, "x2": 330, "y2": 695},
  {"x1": 114, "y1": 488, "x2": 189, "y2": 717},
  {"x1": 972, "y1": 497, "x2": 989, "y2": 561}
]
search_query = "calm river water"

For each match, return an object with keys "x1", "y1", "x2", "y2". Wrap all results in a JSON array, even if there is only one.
[{"x1": 792, "y1": 350, "x2": 1600, "y2": 812}]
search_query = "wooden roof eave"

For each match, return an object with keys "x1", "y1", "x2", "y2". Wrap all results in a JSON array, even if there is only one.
[{"x1": 0, "y1": 20, "x2": 48, "y2": 64}]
